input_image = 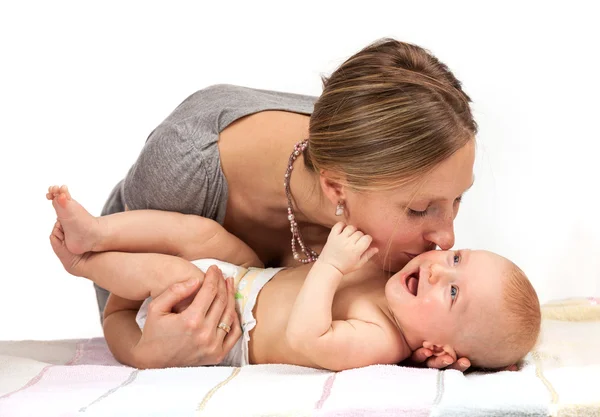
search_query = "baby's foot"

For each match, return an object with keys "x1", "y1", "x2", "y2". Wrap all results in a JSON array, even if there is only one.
[
  {"x1": 49, "y1": 221, "x2": 89, "y2": 276},
  {"x1": 46, "y1": 185, "x2": 99, "y2": 255}
]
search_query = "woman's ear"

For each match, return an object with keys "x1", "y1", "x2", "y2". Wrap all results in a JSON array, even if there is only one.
[{"x1": 319, "y1": 170, "x2": 346, "y2": 206}]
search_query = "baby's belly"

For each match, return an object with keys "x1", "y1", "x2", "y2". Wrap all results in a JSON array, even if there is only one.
[{"x1": 247, "y1": 267, "x2": 320, "y2": 368}]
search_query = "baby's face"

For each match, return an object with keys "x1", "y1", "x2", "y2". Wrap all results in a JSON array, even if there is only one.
[{"x1": 385, "y1": 249, "x2": 508, "y2": 358}]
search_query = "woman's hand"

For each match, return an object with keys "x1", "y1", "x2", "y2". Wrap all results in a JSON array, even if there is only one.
[
  {"x1": 408, "y1": 348, "x2": 519, "y2": 372},
  {"x1": 132, "y1": 265, "x2": 241, "y2": 369},
  {"x1": 407, "y1": 347, "x2": 471, "y2": 372}
]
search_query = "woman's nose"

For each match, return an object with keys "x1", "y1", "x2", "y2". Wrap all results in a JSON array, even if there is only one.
[{"x1": 424, "y1": 214, "x2": 456, "y2": 250}]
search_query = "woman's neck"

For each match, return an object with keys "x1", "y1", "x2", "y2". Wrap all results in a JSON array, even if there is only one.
[{"x1": 287, "y1": 156, "x2": 335, "y2": 228}]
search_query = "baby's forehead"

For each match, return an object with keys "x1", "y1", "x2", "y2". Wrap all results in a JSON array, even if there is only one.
[
  {"x1": 461, "y1": 252, "x2": 510, "y2": 312},
  {"x1": 467, "y1": 250, "x2": 513, "y2": 273}
]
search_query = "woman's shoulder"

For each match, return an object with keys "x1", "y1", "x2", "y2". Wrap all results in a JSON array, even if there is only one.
[
  {"x1": 187, "y1": 83, "x2": 317, "y2": 113},
  {"x1": 159, "y1": 84, "x2": 317, "y2": 134}
]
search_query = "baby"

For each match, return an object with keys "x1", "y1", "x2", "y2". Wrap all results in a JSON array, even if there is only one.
[{"x1": 47, "y1": 185, "x2": 541, "y2": 371}]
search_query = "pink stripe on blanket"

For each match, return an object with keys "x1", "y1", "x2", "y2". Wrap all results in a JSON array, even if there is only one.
[
  {"x1": 0, "y1": 338, "x2": 88, "y2": 401},
  {"x1": 0, "y1": 364, "x2": 52, "y2": 401},
  {"x1": 316, "y1": 407, "x2": 431, "y2": 417},
  {"x1": 0, "y1": 365, "x2": 134, "y2": 417},
  {"x1": 68, "y1": 337, "x2": 121, "y2": 366},
  {"x1": 315, "y1": 373, "x2": 336, "y2": 409},
  {"x1": 0, "y1": 337, "x2": 120, "y2": 405}
]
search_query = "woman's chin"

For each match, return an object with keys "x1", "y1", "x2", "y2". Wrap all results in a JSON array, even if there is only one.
[{"x1": 373, "y1": 252, "x2": 410, "y2": 272}]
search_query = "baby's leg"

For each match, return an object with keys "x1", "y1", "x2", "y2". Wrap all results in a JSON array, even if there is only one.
[
  {"x1": 46, "y1": 185, "x2": 236, "y2": 261},
  {"x1": 50, "y1": 224, "x2": 205, "y2": 300}
]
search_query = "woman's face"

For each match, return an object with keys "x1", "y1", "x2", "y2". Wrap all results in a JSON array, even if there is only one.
[{"x1": 343, "y1": 140, "x2": 476, "y2": 272}]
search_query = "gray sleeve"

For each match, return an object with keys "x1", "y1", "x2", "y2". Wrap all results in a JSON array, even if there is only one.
[
  {"x1": 107, "y1": 84, "x2": 315, "y2": 221},
  {"x1": 121, "y1": 122, "x2": 215, "y2": 217}
]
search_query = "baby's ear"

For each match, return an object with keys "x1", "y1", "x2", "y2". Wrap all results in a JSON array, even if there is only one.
[{"x1": 422, "y1": 341, "x2": 457, "y2": 361}]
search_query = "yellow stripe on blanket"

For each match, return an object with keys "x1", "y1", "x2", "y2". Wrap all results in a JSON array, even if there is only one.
[
  {"x1": 541, "y1": 297, "x2": 600, "y2": 321},
  {"x1": 532, "y1": 297, "x2": 600, "y2": 416}
]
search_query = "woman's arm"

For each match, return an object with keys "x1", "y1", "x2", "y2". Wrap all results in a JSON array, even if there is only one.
[
  {"x1": 103, "y1": 266, "x2": 242, "y2": 369},
  {"x1": 103, "y1": 295, "x2": 144, "y2": 367}
]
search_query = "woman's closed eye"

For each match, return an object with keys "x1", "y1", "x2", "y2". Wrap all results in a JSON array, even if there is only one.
[
  {"x1": 408, "y1": 208, "x2": 428, "y2": 217},
  {"x1": 408, "y1": 195, "x2": 462, "y2": 218}
]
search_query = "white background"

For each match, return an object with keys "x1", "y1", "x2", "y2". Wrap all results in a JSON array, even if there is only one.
[{"x1": 1, "y1": 1, "x2": 598, "y2": 340}]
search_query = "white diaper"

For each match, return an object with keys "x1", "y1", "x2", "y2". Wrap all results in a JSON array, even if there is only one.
[{"x1": 136, "y1": 258, "x2": 283, "y2": 367}]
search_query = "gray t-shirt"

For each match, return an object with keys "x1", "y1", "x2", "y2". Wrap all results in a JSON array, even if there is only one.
[
  {"x1": 102, "y1": 84, "x2": 317, "y2": 223},
  {"x1": 95, "y1": 84, "x2": 317, "y2": 317}
]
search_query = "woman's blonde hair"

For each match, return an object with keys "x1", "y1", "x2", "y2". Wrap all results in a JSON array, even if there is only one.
[{"x1": 305, "y1": 38, "x2": 477, "y2": 190}]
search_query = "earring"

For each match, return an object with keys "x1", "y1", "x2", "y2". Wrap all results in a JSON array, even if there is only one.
[{"x1": 335, "y1": 201, "x2": 345, "y2": 216}]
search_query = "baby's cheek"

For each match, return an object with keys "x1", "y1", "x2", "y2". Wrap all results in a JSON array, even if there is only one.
[
  {"x1": 420, "y1": 297, "x2": 445, "y2": 317},
  {"x1": 421, "y1": 296, "x2": 435, "y2": 308}
]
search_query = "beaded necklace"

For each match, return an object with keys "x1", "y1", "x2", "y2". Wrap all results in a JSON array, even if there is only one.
[{"x1": 284, "y1": 139, "x2": 318, "y2": 263}]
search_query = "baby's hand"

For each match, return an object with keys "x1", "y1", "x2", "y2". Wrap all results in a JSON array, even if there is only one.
[{"x1": 319, "y1": 222, "x2": 379, "y2": 275}]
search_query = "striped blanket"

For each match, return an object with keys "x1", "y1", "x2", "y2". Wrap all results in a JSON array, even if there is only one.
[{"x1": 1, "y1": 297, "x2": 598, "y2": 417}]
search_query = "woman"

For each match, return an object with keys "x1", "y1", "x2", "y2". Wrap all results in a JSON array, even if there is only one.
[{"x1": 99, "y1": 38, "x2": 475, "y2": 371}]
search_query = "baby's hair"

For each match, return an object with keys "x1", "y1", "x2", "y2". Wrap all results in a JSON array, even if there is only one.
[
  {"x1": 468, "y1": 261, "x2": 541, "y2": 370},
  {"x1": 501, "y1": 263, "x2": 541, "y2": 361}
]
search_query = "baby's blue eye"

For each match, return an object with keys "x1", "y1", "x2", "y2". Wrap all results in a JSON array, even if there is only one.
[
  {"x1": 450, "y1": 286, "x2": 458, "y2": 300},
  {"x1": 453, "y1": 254, "x2": 460, "y2": 265}
]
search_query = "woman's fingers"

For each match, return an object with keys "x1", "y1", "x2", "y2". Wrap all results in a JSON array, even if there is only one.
[
  {"x1": 222, "y1": 310, "x2": 242, "y2": 352},
  {"x1": 409, "y1": 347, "x2": 433, "y2": 364},
  {"x1": 205, "y1": 269, "x2": 228, "y2": 326},
  {"x1": 446, "y1": 357, "x2": 471, "y2": 372},
  {"x1": 501, "y1": 363, "x2": 518, "y2": 372},
  {"x1": 183, "y1": 265, "x2": 222, "y2": 321},
  {"x1": 147, "y1": 277, "x2": 201, "y2": 316},
  {"x1": 216, "y1": 277, "x2": 240, "y2": 343},
  {"x1": 426, "y1": 354, "x2": 453, "y2": 369}
]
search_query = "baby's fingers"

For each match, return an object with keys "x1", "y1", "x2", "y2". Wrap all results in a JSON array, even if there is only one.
[
  {"x1": 356, "y1": 234, "x2": 373, "y2": 251},
  {"x1": 360, "y1": 247, "x2": 379, "y2": 264},
  {"x1": 350, "y1": 230, "x2": 364, "y2": 244},
  {"x1": 341, "y1": 225, "x2": 357, "y2": 237},
  {"x1": 331, "y1": 222, "x2": 346, "y2": 236}
]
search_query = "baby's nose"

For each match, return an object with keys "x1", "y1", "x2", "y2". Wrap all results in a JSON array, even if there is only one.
[{"x1": 428, "y1": 263, "x2": 454, "y2": 285}]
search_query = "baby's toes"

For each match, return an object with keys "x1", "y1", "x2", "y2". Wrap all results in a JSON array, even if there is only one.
[{"x1": 59, "y1": 185, "x2": 71, "y2": 200}]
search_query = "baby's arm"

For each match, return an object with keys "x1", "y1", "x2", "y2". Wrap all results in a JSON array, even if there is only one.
[{"x1": 286, "y1": 223, "x2": 402, "y2": 371}]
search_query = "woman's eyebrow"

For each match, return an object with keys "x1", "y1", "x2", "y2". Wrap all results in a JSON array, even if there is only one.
[{"x1": 415, "y1": 179, "x2": 475, "y2": 202}]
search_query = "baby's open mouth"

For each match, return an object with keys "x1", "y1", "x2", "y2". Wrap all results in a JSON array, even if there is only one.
[{"x1": 405, "y1": 273, "x2": 419, "y2": 296}]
